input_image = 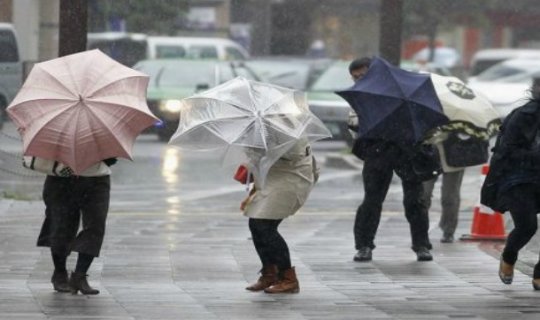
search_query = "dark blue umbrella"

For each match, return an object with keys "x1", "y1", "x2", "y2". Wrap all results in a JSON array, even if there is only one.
[{"x1": 336, "y1": 57, "x2": 449, "y2": 144}]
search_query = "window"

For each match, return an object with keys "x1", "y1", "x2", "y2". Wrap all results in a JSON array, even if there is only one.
[
  {"x1": 0, "y1": 30, "x2": 19, "y2": 62},
  {"x1": 156, "y1": 45, "x2": 186, "y2": 59},
  {"x1": 187, "y1": 45, "x2": 218, "y2": 59},
  {"x1": 225, "y1": 47, "x2": 246, "y2": 60}
]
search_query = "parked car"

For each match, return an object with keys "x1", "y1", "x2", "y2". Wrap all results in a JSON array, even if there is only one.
[
  {"x1": 133, "y1": 59, "x2": 259, "y2": 141},
  {"x1": 244, "y1": 57, "x2": 332, "y2": 90},
  {"x1": 468, "y1": 48, "x2": 540, "y2": 82},
  {"x1": 88, "y1": 33, "x2": 250, "y2": 67},
  {"x1": 467, "y1": 58, "x2": 540, "y2": 118},
  {"x1": 0, "y1": 23, "x2": 23, "y2": 130},
  {"x1": 146, "y1": 36, "x2": 249, "y2": 60}
]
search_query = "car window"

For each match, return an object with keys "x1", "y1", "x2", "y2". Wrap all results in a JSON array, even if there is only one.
[
  {"x1": 470, "y1": 59, "x2": 505, "y2": 77},
  {"x1": 310, "y1": 62, "x2": 351, "y2": 92},
  {"x1": 476, "y1": 65, "x2": 525, "y2": 82},
  {"x1": 230, "y1": 63, "x2": 259, "y2": 81},
  {"x1": 0, "y1": 29, "x2": 19, "y2": 62},
  {"x1": 137, "y1": 62, "x2": 218, "y2": 87},
  {"x1": 245, "y1": 61, "x2": 311, "y2": 90},
  {"x1": 225, "y1": 46, "x2": 246, "y2": 60},
  {"x1": 155, "y1": 45, "x2": 186, "y2": 58},
  {"x1": 187, "y1": 45, "x2": 218, "y2": 59}
]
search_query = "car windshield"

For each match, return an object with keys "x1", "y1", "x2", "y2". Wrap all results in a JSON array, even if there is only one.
[
  {"x1": 246, "y1": 60, "x2": 312, "y2": 90},
  {"x1": 135, "y1": 61, "x2": 257, "y2": 87},
  {"x1": 476, "y1": 64, "x2": 525, "y2": 82},
  {"x1": 309, "y1": 62, "x2": 351, "y2": 92}
]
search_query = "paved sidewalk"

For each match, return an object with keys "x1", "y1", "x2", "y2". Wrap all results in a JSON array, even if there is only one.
[{"x1": 1, "y1": 198, "x2": 540, "y2": 320}]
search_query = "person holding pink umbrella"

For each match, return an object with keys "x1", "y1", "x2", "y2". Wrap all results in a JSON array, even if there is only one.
[
  {"x1": 8, "y1": 50, "x2": 159, "y2": 294},
  {"x1": 23, "y1": 156, "x2": 117, "y2": 294}
]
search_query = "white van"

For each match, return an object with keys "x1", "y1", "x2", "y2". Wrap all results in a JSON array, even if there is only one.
[
  {"x1": 468, "y1": 48, "x2": 540, "y2": 81},
  {"x1": 146, "y1": 36, "x2": 249, "y2": 60},
  {"x1": 0, "y1": 23, "x2": 23, "y2": 129}
]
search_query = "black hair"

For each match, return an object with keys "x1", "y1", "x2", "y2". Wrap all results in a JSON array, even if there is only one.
[{"x1": 348, "y1": 57, "x2": 372, "y2": 73}]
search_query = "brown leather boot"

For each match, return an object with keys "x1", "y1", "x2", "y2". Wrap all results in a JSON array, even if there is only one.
[
  {"x1": 264, "y1": 267, "x2": 299, "y2": 294},
  {"x1": 69, "y1": 272, "x2": 100, "y2": 295},
  {"x1": 246, "y1": 265, "x2": 278, "y2": 291}
]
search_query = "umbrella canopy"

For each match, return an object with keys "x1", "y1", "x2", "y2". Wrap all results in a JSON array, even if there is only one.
[
  {"x1": 169, "y1": 76, "x2": 331, "y2": 185},
  {"x1": 336, "y1": 56, "x2": 449, "y2": 144},
  {"x1": 7, "y1": 49, "x2": 159, "y2": 174},
  {"x1": 430, "y1": 73, "x2": 501, "y2": 139}
]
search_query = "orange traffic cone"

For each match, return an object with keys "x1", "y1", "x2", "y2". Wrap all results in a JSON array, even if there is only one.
[{"x1": 460, "y1": 164, "x2": 507, "y2": 241}]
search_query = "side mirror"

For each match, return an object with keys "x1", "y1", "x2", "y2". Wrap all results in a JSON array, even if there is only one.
[{"x1": 195, "y1": 83, "x2": 210, "y2": 92}]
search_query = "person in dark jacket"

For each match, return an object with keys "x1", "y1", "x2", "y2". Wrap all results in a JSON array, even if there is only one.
[
  {"x1": 481, "y1": 77, "x2": 540, "y2": 290},
  {"x1": 347, "y1": 58, "x2": 438, "y2": 263}
]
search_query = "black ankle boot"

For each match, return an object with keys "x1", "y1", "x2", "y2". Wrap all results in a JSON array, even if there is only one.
[
  {"x1": 51, "y1": 269, "x2": 70, "y2": 292},
  {"x1": 69, "y1": 272, "x2": 100, "y2": 295}
]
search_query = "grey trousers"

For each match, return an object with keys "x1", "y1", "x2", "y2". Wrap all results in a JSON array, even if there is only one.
[{"x1": 423, "y1": 170, "x2": 465, "y2": 236}]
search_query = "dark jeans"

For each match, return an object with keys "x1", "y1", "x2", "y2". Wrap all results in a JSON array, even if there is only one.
[
  {"x1": 249, "y1": 218, "x2": 291, "y2": 271},
  {"x1": 501, "y1": 184, "x2": 540, "y2": 277},
  {"x1": 354, "y1": 158, "x2": 432, "y2": 251},
  {"x1": 37, "y1": 175, "x2": 110, "y2": 257}
]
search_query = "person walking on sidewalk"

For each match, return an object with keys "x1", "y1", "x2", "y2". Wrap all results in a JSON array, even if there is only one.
[
  {"x1": 23, "y1": 156, "x2": 116, "y2": 295},
  {"x1": 423, "y1": 131, "x2": 489, "y2": 243},
  {"x1": 241, "y1": 139, "x2": 318, "y2": 294},
  {"x1": 347, "y1": 57, "x2": 437, "y2": 263},
  {"x1": 481, "y1": 77, "x2": 540, "y2": 290}
]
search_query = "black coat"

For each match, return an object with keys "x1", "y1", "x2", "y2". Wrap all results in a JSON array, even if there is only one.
[
  {"x1": 481, "y1": 99, "x2": 540, "y2": 212},
  {"x1": 352, "y1": 138, "x2": 441, "y2": 182}
]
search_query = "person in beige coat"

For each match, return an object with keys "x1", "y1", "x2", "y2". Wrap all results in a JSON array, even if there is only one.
[{"x1": 241, "y1": 138, "x2": 318, "y2": 294}]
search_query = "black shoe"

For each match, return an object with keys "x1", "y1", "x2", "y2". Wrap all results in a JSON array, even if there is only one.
[
  {"x1": 415, "y1": 247, "x2": 433, "y2": 261},
  {"x1": 440, "y1": 234, "x2": 454, "y2": 243},
  {"x1": 51, "y1": 269, "x2": 71, "y2": 292},
  {"x1": 353, "y1": 247, "x2": 372, "y2": 262},
  {"x1": 69, "y1": 272, "x2": 100, "y2": 295}
]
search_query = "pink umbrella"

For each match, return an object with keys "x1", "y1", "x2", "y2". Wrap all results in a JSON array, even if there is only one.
[{"x1": 7, "y1": 49, "x2": 159, "y2": 174}]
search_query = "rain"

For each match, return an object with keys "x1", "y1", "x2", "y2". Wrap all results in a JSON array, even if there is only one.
[{"x1": 1, "y1": 0, "x2": 540, "y2": 319}]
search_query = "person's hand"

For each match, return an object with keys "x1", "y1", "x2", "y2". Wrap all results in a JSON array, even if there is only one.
[{"x1": 240, "y1": 196, "x2": 250, "y2": 211}]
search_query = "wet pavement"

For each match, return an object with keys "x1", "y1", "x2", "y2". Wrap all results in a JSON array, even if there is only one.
[{"x1": 1, "y1": 122, "x2": 540, "y2": 320}]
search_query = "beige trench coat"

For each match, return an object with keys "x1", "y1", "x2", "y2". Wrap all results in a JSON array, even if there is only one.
[{"x1": 243, "y1": 141, "x2": 317, "y2": 220}]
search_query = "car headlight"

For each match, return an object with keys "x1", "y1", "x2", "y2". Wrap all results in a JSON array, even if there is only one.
[{"x1": 159, "y1": 100, "x2": 182, "y2": 113}]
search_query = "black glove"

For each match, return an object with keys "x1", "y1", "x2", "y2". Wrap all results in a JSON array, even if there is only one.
[{"x1": 103, "y1": 158, "x2": 118, "y2": 167}]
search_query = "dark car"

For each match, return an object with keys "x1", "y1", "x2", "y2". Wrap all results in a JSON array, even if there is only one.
[{"x1": 134, "y1": 59, "x2": 259, "y2": 141}]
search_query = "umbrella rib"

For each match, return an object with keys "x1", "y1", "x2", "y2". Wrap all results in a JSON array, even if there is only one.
[
  {"x1": 185, "y1": 96, "x2": 253, "y2": 113},
  {"x1": 86, "y1": 75, "x2": 149, "y2": 99},
  {"x1": 82, "y1": 104, "x2": 135, "y2": 158},
  {"x1": 33, "y1": 67, "x2": 78, "y2": 98}
]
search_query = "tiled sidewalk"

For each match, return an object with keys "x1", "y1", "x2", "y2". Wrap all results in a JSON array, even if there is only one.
[{"x1": 1, "y1": 199, "x2": 540, "y2": 320}]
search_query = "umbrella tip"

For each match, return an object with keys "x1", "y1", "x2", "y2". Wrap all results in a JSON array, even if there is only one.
[{"x1": 78, "y1": 95, "x2": 84, "y2": 102}]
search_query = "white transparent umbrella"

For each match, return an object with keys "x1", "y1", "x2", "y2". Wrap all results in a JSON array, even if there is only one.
[{"x1": 168, "y1": 77, "x2": 332, "y2": 186}]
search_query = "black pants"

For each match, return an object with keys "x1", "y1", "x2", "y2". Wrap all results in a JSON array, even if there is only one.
[
  {"x1": 249, "y1": 218, "x2": 291, "y2": 271},
  {"x1": 37, "y1": 175, "x2": 110, "y2": 257},
  {"x1": 501, "y1": 184, "x2": 540, "y2": 277},
  {"x1": 354, "y1": 157, "x2": 432, "y2": 251}
]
